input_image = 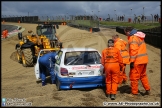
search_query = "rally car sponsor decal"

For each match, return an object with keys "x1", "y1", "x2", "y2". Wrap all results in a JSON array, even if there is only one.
[{"x1": 72, "y1": 65, "x2": 100, "y2": 70}]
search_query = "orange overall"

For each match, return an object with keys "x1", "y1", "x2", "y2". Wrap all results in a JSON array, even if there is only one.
[
  {"x1": 114, "y1": 38, "x2": 130, "y2": 84},
  {"x1": 128, "y1": 35, "x2": 150, "y2": 94},
  {"x1": 101, "y1": 47, "x2": 123, "y2": 94},
  {"x1": 5, "y1": 29, "x2": 8, "y2": 38},
  {"x1": 2, "y1": 30, "x2": 6, "y2": 38}
]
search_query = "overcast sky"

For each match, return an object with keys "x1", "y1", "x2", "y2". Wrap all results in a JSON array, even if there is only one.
[{"x1": 1, "y1": 1, "x2": 161, "y2": 19}]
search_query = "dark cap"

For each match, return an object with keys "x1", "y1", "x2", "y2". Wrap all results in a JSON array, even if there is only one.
[{"x1": 108, "y1": 39, "x2": 114, "y2": 43}]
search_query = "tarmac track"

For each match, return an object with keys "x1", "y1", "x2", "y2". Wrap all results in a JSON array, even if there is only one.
[{"x1": 1, "y1": 24, "x2": 18, "y2": 33}]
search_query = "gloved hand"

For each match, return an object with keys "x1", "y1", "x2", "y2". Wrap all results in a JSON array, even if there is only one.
[{"x1": 130, "y1": 62, "x2": 134, "y2": 69}]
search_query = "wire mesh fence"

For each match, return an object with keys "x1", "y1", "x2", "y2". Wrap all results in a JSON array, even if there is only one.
[
  {"x1": 1, "y1": 14, "x2": 161, "y2": 24},
  {"x1": 106, "y1": 14, "x2": 161, "y2": 23}
]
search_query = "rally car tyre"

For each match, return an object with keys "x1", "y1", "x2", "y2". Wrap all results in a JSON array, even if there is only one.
[{"x1": 22, "y1": 48, "x2": 34, "y2": 67}]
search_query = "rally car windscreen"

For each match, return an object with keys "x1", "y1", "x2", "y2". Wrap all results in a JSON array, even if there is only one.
[{"x1": 64, "y1": 51, "x2": 101, "y2": 65}]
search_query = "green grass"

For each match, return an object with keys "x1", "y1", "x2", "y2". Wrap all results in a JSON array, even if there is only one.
[
  {"x1": 100, "y1": 21, "x2": 161, "y2": 30},
  {"x1": 69, "y1": 20, "x2": 99, "y2": 28},
  {"x1": 39, "y1": 20, "x2": 161, "y2": 30}
]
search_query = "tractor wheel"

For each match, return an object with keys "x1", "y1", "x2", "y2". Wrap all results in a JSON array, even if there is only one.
[
  {"x1": 22, "y1": 48, "x2": 34, "y2": 67},
  {"x1": 16, "y1": 48, "x2": 22, "y2": 63}
]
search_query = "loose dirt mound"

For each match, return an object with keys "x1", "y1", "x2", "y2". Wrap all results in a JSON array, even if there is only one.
[
  {"x1": 2, "y1": 22, "x2": 161, "y2": 107},
  {"x1": 10, "y1": 51, "x2": 18, "y2": 62}
]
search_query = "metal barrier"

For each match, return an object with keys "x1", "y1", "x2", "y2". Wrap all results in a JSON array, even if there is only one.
[
  {"x1": 1, "y1": 16, "x2": 39, "y2": 23},
  {"x1": 1, "y1": 15, "x2": 100, "y2": 27}
]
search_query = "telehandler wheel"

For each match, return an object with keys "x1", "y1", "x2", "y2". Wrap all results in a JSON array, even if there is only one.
[
  {"x1": 16, "y1": 48, "x2": 22, "y2": 63},
  {"x1": 22, "y1": 48, "x2": 34, "y2": 67}
]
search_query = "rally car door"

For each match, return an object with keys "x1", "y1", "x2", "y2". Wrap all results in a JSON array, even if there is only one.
[
  {"x1": 34, "y1": 50, "x2": 45, "y2": 79},
  {"x1": 54, "y1": 50, "x2": 63, "y2": 75}
]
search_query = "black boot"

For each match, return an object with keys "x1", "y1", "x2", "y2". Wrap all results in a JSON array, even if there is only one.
[
  {"x1": 111, "y1": 94, "x2": 116, "y2": 100},
  {"x1": 106, "y1": 94, "x2": 110, "y2": 98},
  {"x1": 42, "y1": 81, "x2": 46, "y2": 86},
  {"x1": 145, "y1": 90, "x2": 151, "y2": 95}
]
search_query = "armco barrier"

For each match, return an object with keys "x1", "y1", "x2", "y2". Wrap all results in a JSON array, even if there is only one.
[
  {"x1": 116, "y1": 26, "x2": 126, "y2": 34},
  {"x1": 144, "y1": 32, "x2": 161, "y2": 48},
  {"x1": 99, "y1": 25, "x2": 116, "y2": 29},
  {"x1": 116, "y1": 26, "x2": 161, "y2": 48},
  {"x1": 67, "y1": 23, "x2": 100, "y2": 32}
]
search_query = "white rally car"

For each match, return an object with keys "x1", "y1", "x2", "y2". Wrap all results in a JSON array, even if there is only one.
[{"x1": 35, "y1": 48, "x2": 105, "y2": 90}]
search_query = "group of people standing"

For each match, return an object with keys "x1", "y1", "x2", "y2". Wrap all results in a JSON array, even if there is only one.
[
  {"x1": 117, "y1": 16, "x2": 125, "y2": 21},
  {"x1": 154, "y1": 14, "x2": 159, "y2": 22},
  {"x1": 101, "y1": 26, "x2": 151, "y2": 100}
]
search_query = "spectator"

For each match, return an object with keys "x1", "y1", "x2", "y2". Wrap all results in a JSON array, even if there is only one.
[
  {"x1": 137, "y1": 16, "x2": 141, "y2": 23},
  {"x1": 154, "y1": 14, "x2": 157, "y2": 22},
  {"x1": 122, "y1": 16, "x2": 124, "y2": 21},
  {"x1": 156, "y1": 14, "x2": 159, "y2": 22},
  {"x1": 141, "y1": 15, "x2": 144, "y2": 22},
  {"x1": 133, "y1": 16, "x2": 137, "y2": 23}
]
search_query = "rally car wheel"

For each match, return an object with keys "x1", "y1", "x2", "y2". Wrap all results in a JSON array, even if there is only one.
[{"x1": 56, "y1": 79, "x2": 61, "y2": 91}]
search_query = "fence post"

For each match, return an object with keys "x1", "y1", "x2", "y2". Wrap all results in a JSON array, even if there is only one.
[{"x1": 151, "y1": 14, "x2": 153, "y2": 23}]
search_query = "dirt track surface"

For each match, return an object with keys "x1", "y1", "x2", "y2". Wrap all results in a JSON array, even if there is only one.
[{"x1": 2, "y1": 22, "x2": 161, "y2": 107}]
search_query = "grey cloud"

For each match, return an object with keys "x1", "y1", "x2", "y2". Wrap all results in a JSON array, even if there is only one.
[{"x1": 2, "y1": 1, "x2": 160, "y2": 19}]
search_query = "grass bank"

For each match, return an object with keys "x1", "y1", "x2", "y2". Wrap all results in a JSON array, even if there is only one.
[{"x1": 100, "y1": 21, "x2": 161, "y2": 30}]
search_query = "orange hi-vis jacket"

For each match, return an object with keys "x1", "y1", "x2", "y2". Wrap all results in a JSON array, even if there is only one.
[
  {"x1": 101, "y1": 47, "x2": 123, "y2": 67},
  {"x1": 114, "y1": 38, "x2": 130, "y2": 64},
  {"x1": 128, "y1": 35, "x2": 148, "y2": 64}
]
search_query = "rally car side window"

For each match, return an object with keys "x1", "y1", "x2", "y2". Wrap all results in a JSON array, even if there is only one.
[{"x1": 55, "y1": 51, "x2": 63, "y2": 65}]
